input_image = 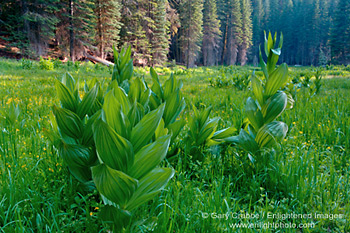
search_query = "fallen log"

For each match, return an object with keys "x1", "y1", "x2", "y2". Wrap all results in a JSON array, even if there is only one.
[{"x1": 84, "y1": 52, "x2": 114, "y2": 67}]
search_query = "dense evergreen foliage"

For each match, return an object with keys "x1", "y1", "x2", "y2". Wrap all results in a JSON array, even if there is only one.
[{"x1": 0, "y1": 0, "x2": 349, "y2": 65}]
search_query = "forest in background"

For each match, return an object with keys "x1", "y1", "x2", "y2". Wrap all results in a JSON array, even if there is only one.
[{"x1": 0, "y1": 0, "x2": 349, "y2": 67}]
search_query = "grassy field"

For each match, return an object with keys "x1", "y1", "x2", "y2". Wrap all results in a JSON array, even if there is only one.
[{"x1": 0, "y1": 58, "x2": 350, "y2": 232}]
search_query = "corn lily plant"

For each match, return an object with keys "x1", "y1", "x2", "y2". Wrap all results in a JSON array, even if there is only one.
[
  {"x1": 51, "y1": 47, "x2": 175, "y2": 231},
  {"x1": 226, "y1": 32, "x2": 294, "y2": 168}
]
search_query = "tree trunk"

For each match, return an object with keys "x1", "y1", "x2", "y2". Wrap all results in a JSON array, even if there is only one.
[{"x1": 69, "y1": 0, "x2": 75, "y2": 62}]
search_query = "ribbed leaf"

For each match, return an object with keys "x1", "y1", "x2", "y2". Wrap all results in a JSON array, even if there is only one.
[
  {"x1": 267, "y1": 48, "x2": 281, "y2": 74},
  {"x1": 286, "y1": 92, "x2": 294, "y2": 109},
  {"x1": 261, "y1": 92, "x2": 287, "y2": 124},
  {"x1": 93, "y1": 119, "x2": 133, "y2": 172},
  {"x1": 255, "y1": 121, "x2": 288, "y2": 148},
  {"x1": 129, "y1": 135, "x2": 171, "y2": 179},
  {"x1": 99, "y1": 205, "x2": 132, "y2": 232},
  {"x1": 57, "y1": 140, "x2": 91, "y2": 167},
  {"x1": 77, "y1": 84, "x2": 98, "y2": 119},
  {"x1": 127, "y1": 102, "x2": 145, "y2": 128},
  {"x1": 265, "y1": 63, "x2": 288, "y2": 97},
  {"x1": 236, "y1": 128, "x2": 259, "y2": 154},
  {"x1": 163, "y1": 74, "x2": 176, "y2": 99},
  {"x1": 164, "y1": 92, "x2": 185, "y2": 126},
  {"x1": 251, "y1": 74, "x2": 264, "y2": 107},
  {"x1": 62, "y1": 73, "x2": 75, "y2": 93},
  {"x1": 155, "y1": 119, "x2": 168, "y2": 139},
  {"x1": 167, "y1": 119, "x2": 186, "y2": 141},
  {"x1": 120, "y1": 60, "x2": 133, "y2": 83},
  {"x1": 112, "y1": 85, "x2": 131, "y2": 114},
  {"x1": 55, "y1": 80, "x2": 77, "y2": 112},
  {"x1": 53, "y1": 106, "x2": 83, "y2": 139},
  {"x1": 130, "y1": 104, "x2": 165, "y2": 152},
  {"x1": 68, "y1": 164, "x2": 92, "y2": 183},
  {"x1": 197, "y1": 117, "x2": 219, "y2": 145},
  {"x1": 92, "y1": 164, "x2": 138, "y2": 207},
  {"x1": 259, "y1": 48, "x2": 268, "y2": 79},
  {"x1": 81, "y1": 110, "x2": 101, "y2": 146},
  {"x1": 125, "y1": 168, "x2": 175, "y2": 211},
  {"x1": 199, "y1": 107, "x2": 212, "y2": 128},
  {"x1": 103, "y1": 91, "x2": 129, "y2": 138},
  {"x1": 150, "y1": 67, "x2": 163, "y2": 98},
  {"x1": 245, "y1": 97, "x2": 264, "y2": 131},
  {"x1": 212, "y1": 126, "x2": 236, "y2": 140}
]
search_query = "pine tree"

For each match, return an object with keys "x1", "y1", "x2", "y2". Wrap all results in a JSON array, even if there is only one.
[
  {"x1": 223, "y1": 0, "x2": 242, "y2": 65},
  {"x1": 56, "y1": 0, "x2": 96, "y2": 61},
  {"x1": 330, "y1": 0, "x2": 350, "y2": 64},
  {"x1": 202, "y1": 0, "x2": 221, "y2": 66},
  {"x1": 179, "y1": 0, "x2": 203, "y2": 68},
  {"x1": 151, "y1": 0, "x2": 169, "y2": 66},
  {"x1": 94, "y1": 0, "x2": 122, "y2": 59},
  {"x1": 0, "y1": 0, "x2": 59, "y2": 57},
  {"x1": 238, "y1": 0, "x2": 252, "y2": 65},
  {"x1": 251, "y1": 0, "x2": 264, "y2": 65}
]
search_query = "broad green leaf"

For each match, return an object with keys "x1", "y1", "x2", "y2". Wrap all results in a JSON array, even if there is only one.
[
  {"x1": 251, "y1": 73, "x2": 264, "y2": 107},
  {"x1": 167, "y1": 119, "x2": 186, "y2": 141},
  {"x1": 112, "y1": 85, "x2": 131, "y2": 114},
  {"x1": 57, "y1": 140, "x2": 91, "y2": 167},
  {"x1": 212, "y1": 126, "x2": 236, "y2": 140},
  {"x1": 125, "y1": 168, "x2": 175, "y2": 211},
  {"x1": 264, "y1": 31, "x2": 269, "y2": 58},
  {"x1": 120, "y1": 60, "x2": 133, "y2": 83},
  {"x1": 127, "y1": 102, "x2": 145, "y2": 128},
  {"x1": 267, "y1": 31, "x2": 273, "y2": 55},
  {"x1": 197, "y1": 117, "x2": 219, "y2": 145},
  {"x1": 163, "y1": 73, "x2": 176, "y2": 99},
  {"x1": 259, "y1": 47, "x2": 268, "y2": 79},
  {"x1": 236, "y1": 128, "x2": 259, "y2": 154},
  {"x1": 199, "y1": 106, "x2": 212, "y2": 128},
  {"x1": 103, "y1": 92, "x2": 129, "y2": 138},
  {"x1": 265, "y1": 63, "x2": 288, "y2": 97},
  {"x1": 164, "y1": 92, "x2": 185, "y2": 126},
  {"x1": 76, "y1": 84, "x2": 98, "y2": 119},
  {"x1": 155, "y1": 119, "x2": 168, "y2": 139},
  {"x1": 150, "y1": 67, "x2": 163, "y2": 98},
  {"x1": 62, "y1": 72, "x2": 75, "y2": 93},
  {"x1": 149, "y1": 92, "x2": 161, "y2": 110},
  {"x1": 286, "y1": 92, "x2": 294, "y2": 109},
  {"x1": 245, "y1": 97, "x2": 264, "y2": 131},
  {"x1": 81, "y1": 110, "x2": 101, "y2": 146},
  {"x1": 130, "y1": 104, "x2": 165, "y2": 152},
  {"x1": 267, "y1": 48, "x2": 281, "y2": 74},
  {"x1": 129, "y1": 135, "x2": 171, "y2": 179},
  {"x1": 261, "y1": 92, "x2": 288, "y2": 124},
  {"x1": 53, "y1": 106, "x2": 83, "y2": 139},
  {"x1": 93, "y1": 119, "x2": 133, "y2": 172},
  {"x1": 99, "y1": 205, "x2": 132, "y2": 232},
  {"x1": 68, "y1": 164, "x2": 92, "y2": 183},
  {"x1": 255, "y1": 121, "x2": 288, "y2": 148},
  {"x1": 92, "y1": 164, "x2": 138, "y2": 207},
  {"x1": 278, "y1": 32, "x2": 283, "y2": 49},
  {"x1": 55, "y1": 80, "x2": 77, "y2": 112}
]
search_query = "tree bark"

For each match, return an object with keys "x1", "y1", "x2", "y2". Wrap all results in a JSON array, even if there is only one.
[{"x1": 69, "y1": 0, "x2": 75, "y2": 62}]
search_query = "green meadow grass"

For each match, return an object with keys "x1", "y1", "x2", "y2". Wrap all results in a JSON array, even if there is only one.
[{"x1": 0, "y1": 58, "x2": 349, "y2": 232}]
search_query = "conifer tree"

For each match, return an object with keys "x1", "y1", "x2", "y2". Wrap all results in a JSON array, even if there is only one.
[
  {"x1": 330, "y1": 0, "x2": 350, "y2": 63},
  {"x1": 238, "y1": 0, "x2": 252, "y2": 65},
  {"x1": 222, "y1": 0, "x2": 242, "y2": 65},
  {"x1": 151, "y1": 0, "x2": 169, "y2": 65},
  {"x1": 94, "y1": 0, "x2": 122, "y2": 59},
  {"x1": 179, "y1": 0, "x2": 203, "y2": 68},
  {"x1": 202, "y1": 0, "x2": 221, "y2": 66}
]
